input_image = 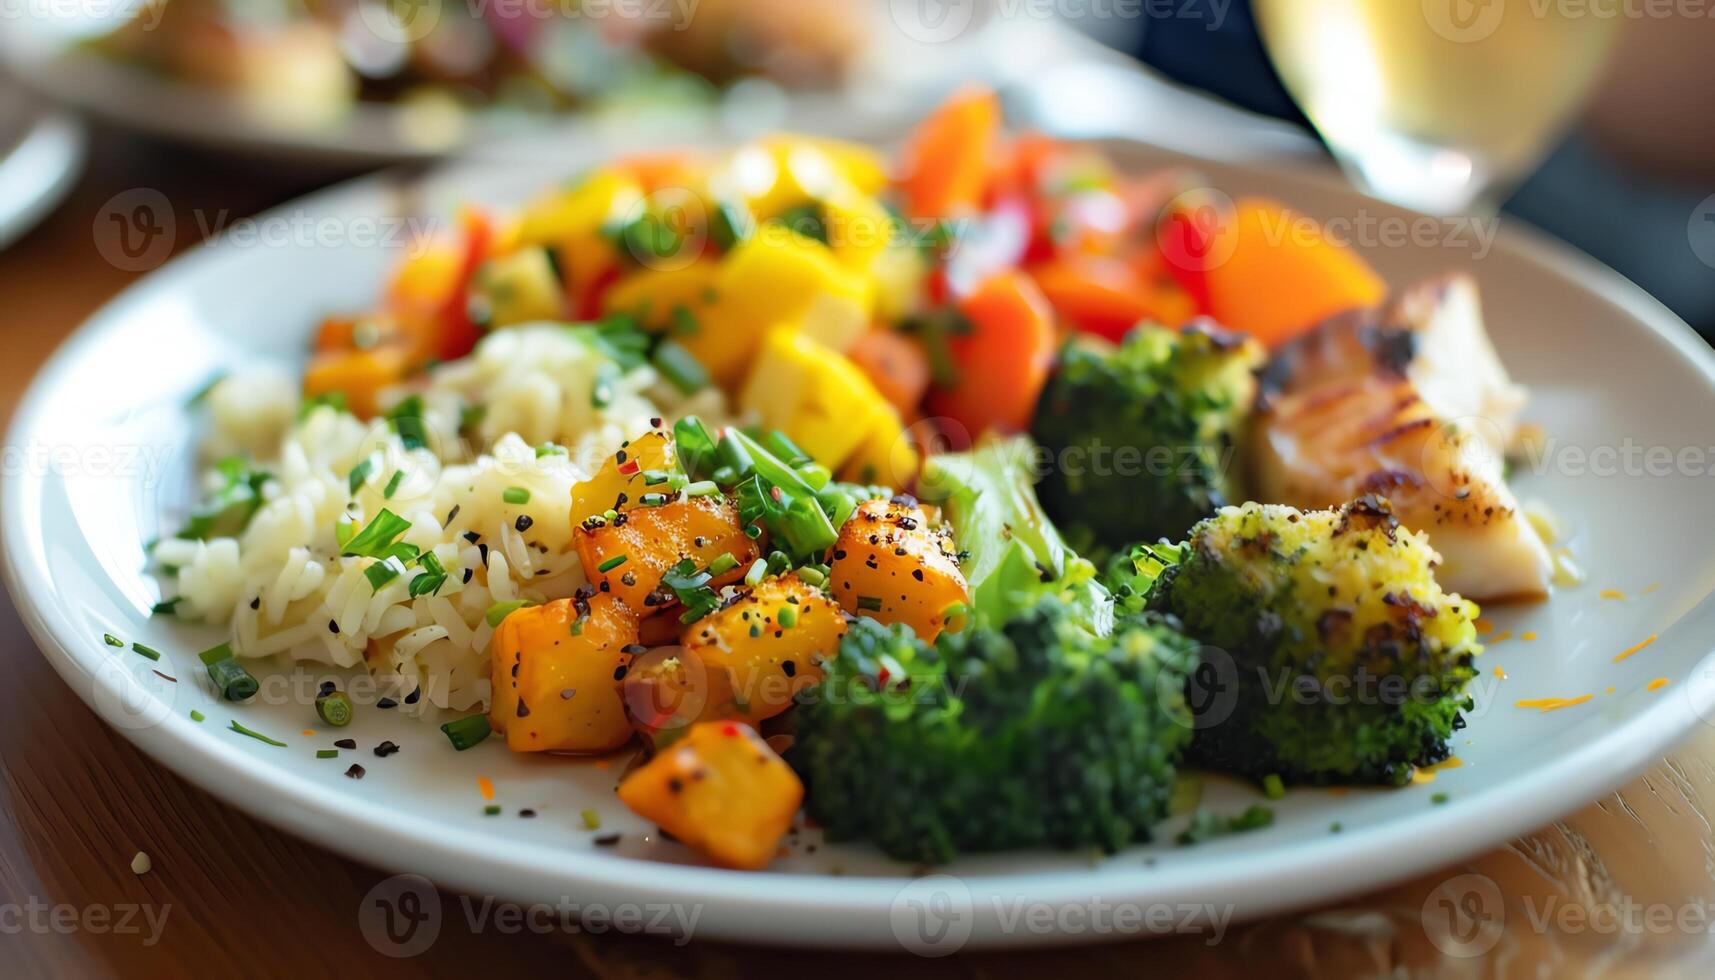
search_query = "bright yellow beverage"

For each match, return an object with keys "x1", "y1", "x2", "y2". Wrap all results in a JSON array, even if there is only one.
[{"x1": 1255, "y1": 0, "x2": 1619, "y2": 211}]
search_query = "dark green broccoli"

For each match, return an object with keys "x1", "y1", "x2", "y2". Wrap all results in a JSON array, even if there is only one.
[
  {"x1": 1140, "y1": 496, "x2": 1484, "y2": 786},
  {"x1": 788, "y1": 602, "x2": 1200, "y2": 864},
  {"x1": 1031, "y1": 323, "x2": 1262, "y2": 551}
]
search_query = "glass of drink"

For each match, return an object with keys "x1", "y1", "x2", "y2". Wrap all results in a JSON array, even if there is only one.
[{"x1": 1253, "y1": 0, "x2": 1620, "y2": 214}]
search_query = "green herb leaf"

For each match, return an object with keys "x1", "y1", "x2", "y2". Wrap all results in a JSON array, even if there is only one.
[{"x1": 342, "y1": 509, "x2": 412, "y2": 558}]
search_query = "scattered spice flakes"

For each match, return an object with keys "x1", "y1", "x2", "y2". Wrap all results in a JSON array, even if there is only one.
[
  {"x1": 374, "y1": 741, "x2": 401, "y2": 758},
  {"x1": 1516, "y1": 695, "x2": 1595, "y2": 713},
  {"x1": 345, "y1": 764, "x2": 367, "y2": 779},
  {"x1": 1520, "y1": 631, "x2": 1538, "y2": 642},
  {"x1": 1493, "y1": 666, "x2": 1508, "y2": 680},
  {"x1": 1613, "y1": 635, "x2": 1658, "y2": 663},
  {"x1": 1599, "y1": 589, "x2": 1627, "y2": 601},
  {"x1": 1474, "y1": 617, "x2": 1495, "y2": 635},
  {"x1": 1642, "y1": 583, "x2": 1662, "y2": 595},
  {"x1": 1489, "y1": 630, "x2": 1513, "y2": 644},
  {"x1": 334, "y1": 738, "x2": 356, "y2": 750},
  {"x1": 478, "y1": 776, "x2": 496, "y2": 801},
  {"x1": 151, "y1": 670, "x2": 177, "y2": 683},
  {"x1": 130, "y1": 852, "x2": 152, "y2": 876},
  {"x1": 519, "y1": 809, "x2": 537, "y2": 819},
  {"x1": 592, "y1": 833, "x2": 622, "y2": 847},
  {"x1": 1648, "y1": 678, "x2": 1671, "y2": 692},
  {"x1": 300, "y1": 729, "x2": 316, "y2": 737}
]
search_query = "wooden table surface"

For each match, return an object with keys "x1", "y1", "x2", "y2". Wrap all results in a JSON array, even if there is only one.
[{"x1": 3, "y1": 127, "x2": 1714, "y2": 979}]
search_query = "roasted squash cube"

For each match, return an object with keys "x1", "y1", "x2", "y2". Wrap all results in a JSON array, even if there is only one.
[
  {"x1": 830, "y1": 499, "x2": 969, "y2": 642},
  {"x1": 616, "y1": 721, "x2": 803, "y2": 870},
  {"x1": 570, "y1": 428, "x2": 677, "y2": 526},
  {"x1": 683, "y1": 575, "x2": 846, "y2": 723},
  {"x1": 575, "y1": 493, "x2": 758, "y2": 614},
  {"x1": 489, "y1": 594, "x2": 641, "y2": 753}
]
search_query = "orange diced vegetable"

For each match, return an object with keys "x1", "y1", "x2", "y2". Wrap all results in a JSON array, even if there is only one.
[
  {"x1": 897, "y1": 87, "x2": 1000, "y2": 220},
  {"x1": 843, "y1": 328, "x2": 931, "y2": 417},
  {"x1": 489, "y1": 594, "x2": 641, "y2": 754},
  {"x1": 683, "y1": 575, "x2": 847, "y2": 723},
  {"x1": 1030, "y1": 255, "x2": 1196, "y2": 340},
  {"x1": 575, "y1": 494, "x2": 757, "y2": 614},
  {"x1": 302, "y1": 345, "x2": 411, "y2": 419},
  {"x1": 829, "y1": 499, "x2": 968, "y2": 642},
  {"x1": 570, "y1": 429, "x2": 677, "y2": 526},
  {"x1": 924, "y1": 269, "x2": 1056, "y2": 440},
  {"x1": 616, "y1": 721, "x2": 803, "y2": 870}
]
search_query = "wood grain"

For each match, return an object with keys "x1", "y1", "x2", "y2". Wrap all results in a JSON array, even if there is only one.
[{"x1": 2, "y1": 125, "x2": 1712, "y2": 979}]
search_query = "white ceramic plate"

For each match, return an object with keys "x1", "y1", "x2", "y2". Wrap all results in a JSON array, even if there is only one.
[
  {"x1": 6, "y1": 143, "x2": 1715, "y2": 951},
  {"x1": 0, "y1": 90, "x2": 84, "y2": 250}
]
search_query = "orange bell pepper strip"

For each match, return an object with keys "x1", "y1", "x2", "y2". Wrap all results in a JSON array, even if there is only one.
[
  {"x1": 1030, "y1": 255, "x2": 1195, "y2": 341},
  {"x1": 1165, "y1": 196, "x2": 1387, "y2": 348},
  {"x1": 924, "y1": 269, "x2": 1056, "y2": 441},
  {"x1": 434, "y1": 206, "x2": 494, "y2": 362},
  {"x1": 896, "y1": 87, "x2": 1000, "y2": 221}
]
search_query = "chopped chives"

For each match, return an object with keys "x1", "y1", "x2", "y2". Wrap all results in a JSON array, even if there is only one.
[
  {"x1": 707, "y1": 552, "x2": 738, "y2": 577},
  {"x1": 777, "y1": 606, "x2": 798, "y2": 628},
  {"x1": 502, "y1": 487, "x2": 530, "y2": 505},
  {"x1": 641, "y1": 469, "x2": 673, "y2": 486},
  {"x1": 1262, "y1": 774, "x2": 1285, "y2": 800},
  {"x1": 228, "y1": 720, "x2": 286, "y2": 747},
  {"x1": 315, "y1": 691, "x2": 353, "y2": 727},
  {"x1": 485, "y1": 599, "x2": 534, "y2": 627},
  {"x1": 198, "y1": 642, "x2": 234, "y2": 666},
  {"x1": 743, "y1": 559, "x2": 767, "y2": 587},
  {"x1": 347, "y1": 456, "x2": 374, "y2": 494},
  {"x1": 795, "y1": 566, "x2": 826, "y2": 587},
  {"x1": 652, "y1": 338, "x2": 710, "y2": 394},
  {"x1": 341, "y1": 509, "x2": 412, "y2": 558},
  {"x1": 484, "y1": 805, "x2": 502, "y2": 816},
  {"x1": 103, "y1": 633, "x2": 123, "y2": 648},
  {"x1": 207, "y1": 660, "x2": 259, "y2": 702},
  {"x1": 1431, "y1": 792, "x2": 1450, "y2": 805},
  {"x1": 364, "y1": 558, "x2": 403, "y2": 591},
  {"x1": 534, "y1": 443, "x2": 566, "y2": 457},
  {"x1": 383, "y1": 470, "x2": 405, "y2": 499},
  {"x1": 597, "y1": 554, "x2": 628, "y2": 573},
  {"x1": 150, "y1": 597, "x2": 183, "y2": 616},
  {"x1": 189, "y1": 710, "x2": 205, "y2": 722},
  {"x1": 131, "y1": 642, "x2": 162, "y2": 662},
  {"x1": 580, "y1": 808, "x2": 601, "y2": 831},
  {"x1": 683, "y1": 480, "x2": 719, "y2": 497},
  {"x1": 440, "y1": 714, "x2": 492, "y2": 751},
  {"x1": 387, "y1": 394, "x2": 429, "y2": 450},
  {"x1": 856, "y1": 595, "x2": 883, "y2": 612},
  {"x1": 316, "y1": 749, "x2": 339, "y2": 759}
]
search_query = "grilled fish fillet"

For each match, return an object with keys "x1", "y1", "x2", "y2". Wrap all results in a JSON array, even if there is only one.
[{"x1": 1253, "y1": 275, "x2": 1551, "y2": 601}]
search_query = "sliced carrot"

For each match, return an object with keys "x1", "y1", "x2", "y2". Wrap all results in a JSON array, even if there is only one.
[
  {"x1": 925, "y1": 270, "x2": 1056, "y2": 440},
  {"x1": 896, "y1": 87, "x2": 1000, "y2": 221},
  {"x1": 844, "y1": 329, "x2": 932, "y2": 417},
  {"x1": 1201, "y1": 198, "x2": 1387, "y2": 348},
  {"x1": 1030, "y1": 255, "x2": 1196, "y2": 341},
  {"x1": 303, "y1": 345, "x2": 412, "y2": 419}
]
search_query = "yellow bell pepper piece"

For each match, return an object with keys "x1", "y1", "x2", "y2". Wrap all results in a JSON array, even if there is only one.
[
  {"x1": 601, "y1": 260, "x2": 722, "y2": 333},
  {"x1": 740, "y1": 328, "x2": 896, "y2": 471},
  {"x1": 474, "y1": 248, "x2": 565, "y2": 328},
  {"x1": 682, "y1": 230, "x2": 871, "y2": 386}
]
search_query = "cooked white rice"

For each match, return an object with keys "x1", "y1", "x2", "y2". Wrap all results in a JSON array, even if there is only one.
[{"x1": 156, "y1": 324, "x2": 734, "y2": 712}]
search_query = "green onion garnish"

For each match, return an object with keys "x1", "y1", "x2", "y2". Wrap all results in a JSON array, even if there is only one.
[
  {"x1": 228, "y1": 720, "x2": 286, "y2": 747},
  {"x1": 103, "y1": 633, "x2": 123, "y2": 648},
  {"x1": 208, "y1": 660, "x2": 259, "y2": 702},
  {"x1": 342, "y1": 509, "x2": 411, "y2": 558},
  {"x1": 856, "y1": 595, "x2": 883, "y2": 612},
  {"x1": 707, "y1": 553, "x2": 738, "y2": 577},
  {"x1": 383, "y1": 470, "x2": 405, "y2": 499},
  {"x1": 484, "y1": 805, "x2": 502, "y2": 816},
  {"x1": 131, "y1": 642, "x2": 162, "y2": 661},
  {"x1": 485, "y1": 599, "x2": 534, "y2": 627},
  {"x1": 387, "y1": 394, "x2": 430, "y2": 450},
  {"x1": 316, "y1": 749, "x2": 339, "y2": 759},
  {"x1": 653, "y1": 339, "x2": 710, "y2": 394},
  {"x1": 347, "y1": 456, "x2": 374, "y2": 494},
  {"x1": 580, "y1": 808, "x2": 601, "y2": 831},
  {"x1": 408, "y1": 552, "x2": 447, "y2": 598},
  {"x1": 1262, "y1": 774, "x2": 1285, "y2": 800},
  {"x1": 502, "y1": 487, "x2": 530, "y2": 505},
  {"x1": 189, "y1": 710, "x2": 205, "y2": 723},
  {"x1": 535, "y1": 443, "x2": 567, "y2": 457},
  {"x1": 641, "y1": 469, "x2": 673, "y2": 486},
  {"x1": 440, "y1": 714, "x2": 492, "y2": 751},
  {"x1": 597, "y1": 554, "x2": 628, "y2": 573},
  {"x1": 364, "y1": 559, "x2": 402, "y2": 591},
  {"x1": 315, "y1": 690, "x2": 353, "y2": 727},
  {"x1": 743, "y1": 559, "x2": 767, "y2": 587},
  {"x1": 150, "y1": 597, "x2": 183, "y2": 616},
  {"x1": 683, "y1": 480, "x2": 719, "y2": 497},
  {"x1": 795, "y1": 566, "x2": 826, "y2": 587},
  {"x1": 777, "y1": 606, "x2": 798, "y2": 628}
]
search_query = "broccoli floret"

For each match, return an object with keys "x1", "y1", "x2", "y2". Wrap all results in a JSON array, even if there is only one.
[
  {"x1": 1031, "y1": 323, "x2": 1262, "y2": 550},
  {"x1": 789, "y1": 602, "x2": 1200, "y2": 864},
  {"x1": 1144, "y1": 496, "x2": 1483, "y2": 786}
]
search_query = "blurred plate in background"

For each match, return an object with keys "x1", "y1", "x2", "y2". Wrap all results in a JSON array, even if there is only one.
[{"x1": 0, "y1": 89, "x2": 84, "y2": 250}]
